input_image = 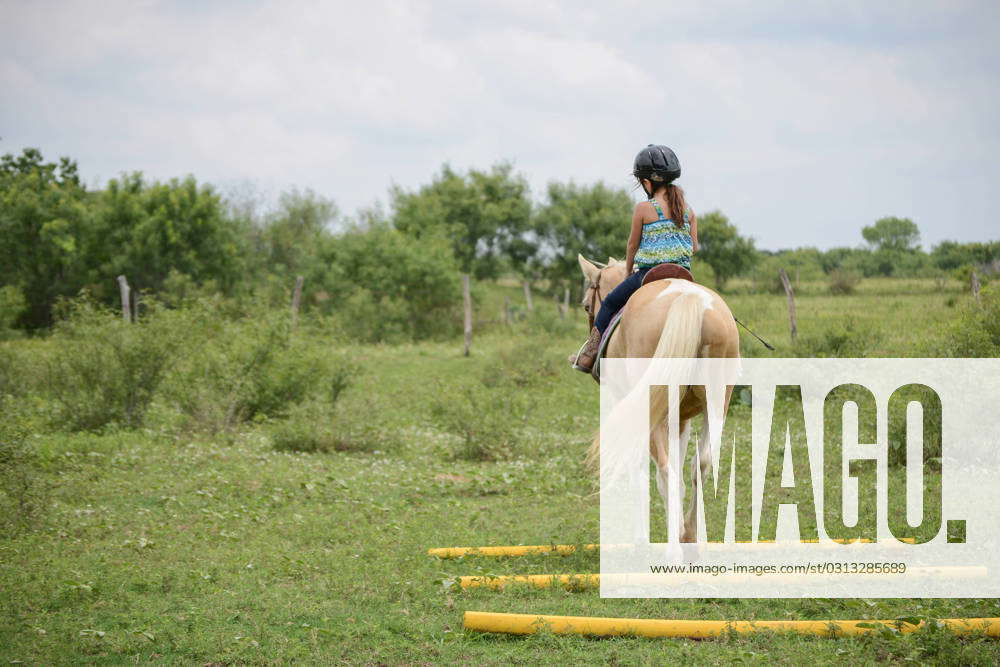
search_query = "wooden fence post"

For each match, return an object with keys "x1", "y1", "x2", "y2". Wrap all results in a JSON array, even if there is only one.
[
  {"x1": 560, "y1": 287, "x2": 570, "y2": 319},
  {"x1": 971, "y1": 270, "x2": 981, "y2": 303},
  {"x1": 523, "y1": 281, "x2": 534, "y2": 312},
  {"x1": 778, "y1": 268, "x2": 797, "y2": 342},
  {"x1": 116, "y1": 275, "x2": 131, "y2": 323},
  {"x1": 462, "y1": 274, "x2": 473, "y2": 356},
  {"x1": 291, "y1": 275, "x2": 304, "y2": 328}
]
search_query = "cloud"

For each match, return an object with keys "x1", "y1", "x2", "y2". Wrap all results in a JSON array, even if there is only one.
[{"x1": 2, "y1": 0, "x2": 997, "y2": 248}]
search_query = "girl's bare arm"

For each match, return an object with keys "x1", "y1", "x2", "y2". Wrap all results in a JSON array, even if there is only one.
[
  {"x1": 625, "y1": 204, "x2": 645, "y2": 274},
  {"x1": 689, "y1": 209, "x2": 700, "y2": 253}
]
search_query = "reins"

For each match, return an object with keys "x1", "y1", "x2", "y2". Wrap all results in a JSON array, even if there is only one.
[{"x1": 586, "y1": 273, "x2": 602, "y2": 329}]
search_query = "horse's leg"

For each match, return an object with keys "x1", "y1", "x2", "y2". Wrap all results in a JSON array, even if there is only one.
[
  {"x1": 653, "y1": 418, "x2": 691, "y2": 543},
  {"x1": 682, "y1": 385, "x2": 736, "y2": 542},
  {"x1": 683, "y1": 411, "x2": 712, "y2": 542}
]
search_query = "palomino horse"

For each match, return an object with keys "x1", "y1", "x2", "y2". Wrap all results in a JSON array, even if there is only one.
[{"x1": 577, "y1": 254, "x2": 740, "y2": 542}]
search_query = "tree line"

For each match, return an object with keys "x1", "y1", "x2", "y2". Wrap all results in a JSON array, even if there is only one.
[{"x1": 2, "y1": 148, "x2": 998, "y2": 335}]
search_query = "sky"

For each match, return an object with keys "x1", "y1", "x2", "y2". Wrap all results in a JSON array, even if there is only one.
[{"x1": 2, "y1": 0, "x2": 999, "y2": 250}]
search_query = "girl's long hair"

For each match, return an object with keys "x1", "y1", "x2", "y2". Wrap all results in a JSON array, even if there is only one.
[
  {"x1": 641, "y1": 179, "x2": 688, "y2": 225},
  {"x1": 662, "y1": 183, "x2": 687, "y2": 226}
]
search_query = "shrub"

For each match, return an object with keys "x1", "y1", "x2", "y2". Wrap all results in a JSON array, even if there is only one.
[
  {"x1": 270, "y1": 402, "x2": 392, "y2": 455},
  {"x1": 0, "y1": 345, "x2": 19, "y2": 398},
  {"x1": 748, "y1": 256, "x2": 785, "y2": 294},
  {"x1": 793, "y1": 320, "x2": 878, "y2": 358},
  {"x1": 481, "y1": 337, "x2": 561, "y2": 389},
  {"x1": 164, "y1": 310, "x2": 328, "y2": 433},
  {"x1": 44, "y1": 298, "x2": 179, "y2": 431},
  {"x1": 519, "y1": 308, "x2": 576, "y2": 338},
  {"x1": 0, "y1": 404, "x2": 47, "y2": 535},
  {"x1": 886, "y1": 384, "x2": 942, "y2": 467},
  {"x1": 828, "y1": 269, "x2": 861, "y2": 295},
  {"x1": 429, "y1": 380, "x2": 532, "y2": 461},
  {"x1": 937, "y1": 285, "x2": 1000, "y2": 357},
  {"x1": 0, "y1": 285, "x2": 26, "y2": 336},
  {"x1": 951, "y1": 264, "x2": 992, "y2": 288},
  {"x1": 161, "y1": 300, "x2": 356, "y2": 434}
]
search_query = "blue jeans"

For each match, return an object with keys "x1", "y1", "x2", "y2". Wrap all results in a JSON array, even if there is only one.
[{"x1": 594, "y1": 267, "x2": 651, "y2": 333}]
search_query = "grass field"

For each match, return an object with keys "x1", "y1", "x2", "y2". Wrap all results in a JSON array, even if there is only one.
[{"x1": 2, "y1": 277, "x2": 999, "y2": 664}]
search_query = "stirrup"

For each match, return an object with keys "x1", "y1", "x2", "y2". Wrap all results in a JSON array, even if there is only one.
[{"x1": 571, "y1": 339, "x2": 591, "y2": 373}]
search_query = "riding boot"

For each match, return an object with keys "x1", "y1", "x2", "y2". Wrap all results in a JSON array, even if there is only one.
[{"x1": 571, "y1": 327, "x2": 602, "y2": 373}]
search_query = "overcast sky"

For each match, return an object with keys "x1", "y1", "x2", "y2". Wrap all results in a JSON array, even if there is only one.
[{"x1": 3, "y1": 0, "x2": 998, "y2": 250}]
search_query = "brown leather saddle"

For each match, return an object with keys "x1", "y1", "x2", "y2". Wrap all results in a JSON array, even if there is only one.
[
  {"x1": 590, "y1": 263, "x2": 696, "y2": 382},
  {"x1": 640, "y1": 263, "x2": 694, "y2": 286}
]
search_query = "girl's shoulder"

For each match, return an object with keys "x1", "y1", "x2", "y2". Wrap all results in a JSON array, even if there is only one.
[
  {"x1": 632, "y1": 201, "x2": 659, "y2": 225},
  {"x1": 634, "y1": 200, "x2": 660, "y2": 222}
]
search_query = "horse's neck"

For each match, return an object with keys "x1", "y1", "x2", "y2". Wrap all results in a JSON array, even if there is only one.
[{"x1": 602, "y1": 267, "x2": 628, "y2": 295}]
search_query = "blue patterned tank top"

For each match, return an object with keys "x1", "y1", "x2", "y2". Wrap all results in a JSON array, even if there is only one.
[{"x1": 633, "y1": 200, "x2": 693, "y2": 269}]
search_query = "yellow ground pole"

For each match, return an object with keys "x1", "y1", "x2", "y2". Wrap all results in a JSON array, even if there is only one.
[
  {"x1": 457, "y1": 567, "x2": 983, "y2": 590},
  {"x1": 463, "y1": 611, "x2": 1000, "y2": 639},
  {"x1": 428, "y1": 544, "x2": 598, "y2": 558},
  {"x1": 431, "y1": 538, "x2": 916, "y2": 558},
  {"x1": 458, "y1": 574, "x2": 600, "y2": 590}
]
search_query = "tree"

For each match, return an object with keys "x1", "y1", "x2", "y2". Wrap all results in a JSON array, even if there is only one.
[
  {"x1": 931, "y1": 240, "x2": 1000, "y2": 272},
  {"x1": 696, "y1": 210, "x2": 758, "y2": 290},
  {"x1": 861, "y1": 217, "x2": 920, "y2": 252},
  {"x1": 533, "y1": 181, "x2": 633, "y2": 289},
  {"x1": 0, "y1": 148, "x2": 89, "y2": 328},
  {"x1": 391, "y1": 163, "x2": 532, "y2": 279},
  {"x1": 87, "y1": 173, "x2": 247, "y2": 297},
  {"x1": 252, "y1": 189, "x2": 339, "y2": 278},
  {"x1": 317, "y1": 222, "x2": 461, "y2": 342}
]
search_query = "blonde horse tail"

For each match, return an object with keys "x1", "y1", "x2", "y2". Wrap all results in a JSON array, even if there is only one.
[
  {"x1": 586, "y1": 289, "x2": 707, "y2": 471},
  {"x1": 647, "y1": 291, "x2": 706, "y2": 435}
]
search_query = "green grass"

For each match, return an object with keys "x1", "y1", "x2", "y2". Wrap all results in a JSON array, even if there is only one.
[{"x1": 2, "y1": 279, "x2": 998, "y2": 664}]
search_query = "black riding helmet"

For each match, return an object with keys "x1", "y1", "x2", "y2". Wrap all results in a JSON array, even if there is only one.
[{"x1": 632, "y1": 144, "x2": 681, "y2": 183}]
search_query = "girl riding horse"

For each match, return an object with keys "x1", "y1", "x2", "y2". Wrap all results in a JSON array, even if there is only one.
[{"x1": 572, "y1": 144, "x2": 699, "y2": 372}]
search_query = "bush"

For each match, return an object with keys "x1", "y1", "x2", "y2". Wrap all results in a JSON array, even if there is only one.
[
  {"x1": 794, "y1": 320, "x2": 878, "y2": 358},
  {"x1": 748, "y1": 256, "x2": 785, "y2": 294},
  {"x1": 162, "y1": 300, "x2": 355, "y2": 434},
  {"x1": 429, "y1": 380, "x2": 532, "y2": 461},
  {"x1": 44, "y1": 298, "x2": 180, "y2": 431},
  {"x1": 886, "y1": 384, "x2": 942, "y2": 467},
  {"x1": 481, "y1": 337, "x2": 561, "y2": 389},
  {"x1": 271, "y1": 417, "x2": 334, "y2": 453},
  {"x1": 951, "y1": 264, "x2": 992, "y2": 289},
  {"x1": 519, "y1": 308, "x2": 576, "y2": 338},
  {"x1": 0, "y1": 404, "x2": 47, "y2": 536},
  {"x1": 270, "y1": 401, "x2": 393, "y2": 455},
  {"x1": 0, "y1": 345, "x2": 19, "y2": 398},
  {"x1": 828, "y1": 269, "x2": 861, "y2": 295},
  {"x1": 937, "y1": 285, "x2": 1000, "y2": 357},
  {"x1": 0, "y1": 285, "x2": 26, "y2": 336}
]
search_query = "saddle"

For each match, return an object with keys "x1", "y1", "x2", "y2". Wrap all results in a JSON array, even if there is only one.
[
  {"x1": 640, "y1": 263, "x2": 694, "y2": 285},
  {"x1": 590, "y1": 263, "x2": 696, "y2": 382}
]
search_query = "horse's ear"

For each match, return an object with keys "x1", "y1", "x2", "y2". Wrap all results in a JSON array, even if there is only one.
[{"x1": 578, "y1": 254, "x2": 601, "y2": 283}]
